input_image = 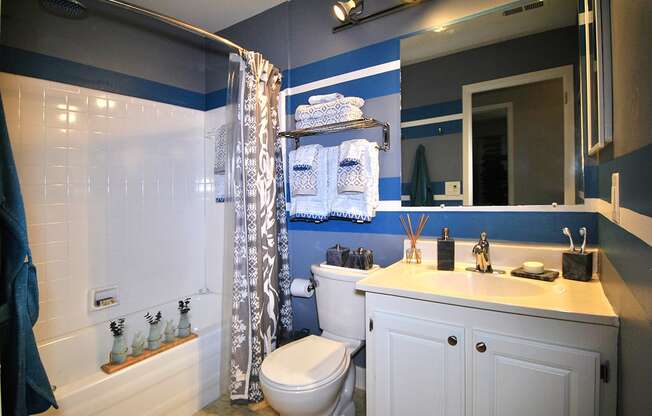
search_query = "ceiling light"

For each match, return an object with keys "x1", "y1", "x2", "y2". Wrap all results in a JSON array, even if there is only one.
[{"x1": 332, "y1": 0, "x2": 364, "y2": 23}]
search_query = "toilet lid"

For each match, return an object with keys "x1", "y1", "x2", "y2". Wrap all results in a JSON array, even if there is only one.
[{"x1": 261, "y1": 335, "x2": 347, "y2": 388}]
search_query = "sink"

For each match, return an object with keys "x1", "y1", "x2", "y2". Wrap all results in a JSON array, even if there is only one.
[{"x1": 414, "y1": 270, "x2": 546, "y2": 298}]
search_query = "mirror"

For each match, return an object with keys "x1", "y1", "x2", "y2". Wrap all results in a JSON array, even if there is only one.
[{"x1": 400, "y1": 0, "x2": 588, "y2": 206}]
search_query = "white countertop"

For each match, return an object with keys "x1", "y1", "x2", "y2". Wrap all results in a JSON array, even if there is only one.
[{"x1": 356, "y1": 261, "x2": 619, "y2": 327}]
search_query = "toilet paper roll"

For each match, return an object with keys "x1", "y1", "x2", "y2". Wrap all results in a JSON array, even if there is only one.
[{"x1": 290, "y1": 278, "x2": 314, "y2": 298}]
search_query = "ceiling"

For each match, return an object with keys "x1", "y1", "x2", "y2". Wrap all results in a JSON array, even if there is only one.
[
  {"x1": 123, "y1": 0, "x2": 287, "y2": 33},
  {"x1": 401, "y1": 0, "x2": 577, "y2": 66}
]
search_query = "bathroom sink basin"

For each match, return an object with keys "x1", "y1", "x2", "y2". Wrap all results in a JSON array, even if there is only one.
[{"x1": 413, "y1": 270, "x2": 546, "y2": 298}]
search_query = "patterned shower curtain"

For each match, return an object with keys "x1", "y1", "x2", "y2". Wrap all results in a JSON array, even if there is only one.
[{"x1": 224, "y1": 51, "x2": 292, "y2": 402}]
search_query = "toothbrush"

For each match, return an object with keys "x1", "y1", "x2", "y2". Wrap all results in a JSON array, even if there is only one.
[
  {"x1": 562, "y1": 227, "x2": 575, "y2": 252},
  {"x1": 579, "y1": 227, "x2": 587, "y2": 254}
]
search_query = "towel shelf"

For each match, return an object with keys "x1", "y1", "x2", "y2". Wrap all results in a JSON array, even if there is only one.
[{"x1": 278, "y1": 117, "x2": 390, "y2": 152}]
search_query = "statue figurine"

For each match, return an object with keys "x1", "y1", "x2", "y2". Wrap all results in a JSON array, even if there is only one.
[{"x1": 472, "y1": 231, "x2": 493, "y2": 273}]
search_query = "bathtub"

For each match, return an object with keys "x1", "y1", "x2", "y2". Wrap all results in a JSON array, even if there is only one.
[{"x1": 40, "y1": 293, "x2": 225, "y2": 416}]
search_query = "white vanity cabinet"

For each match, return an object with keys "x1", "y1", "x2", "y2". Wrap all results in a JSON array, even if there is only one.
[
  {"x1": 371, "y1": 310, "x2": 465, "y2": 416},
  {"x1": 365, "y1": 293, "x2": 618, "y2": 416}
]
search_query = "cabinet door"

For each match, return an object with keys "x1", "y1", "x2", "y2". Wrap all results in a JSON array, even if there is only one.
[
  {"x1": 371, "y1": 311, "x2": 465, "y2": 416},
  {"x1": 472, "y1": 330, "x2": 600, "y2": 416}
]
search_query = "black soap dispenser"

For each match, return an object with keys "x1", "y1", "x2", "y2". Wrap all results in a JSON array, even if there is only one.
[{"x1": 437, "y1": 227, "x2": 455, "y2": 271}]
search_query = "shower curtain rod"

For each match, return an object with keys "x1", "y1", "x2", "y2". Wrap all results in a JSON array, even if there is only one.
[{"x1": 98, "y1": 0, "x2": 247, "y2": 54}]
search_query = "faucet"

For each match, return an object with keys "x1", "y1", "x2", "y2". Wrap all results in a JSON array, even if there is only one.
[{"x1": 472, "y1": 231, "x2": 493, "y2": 273}]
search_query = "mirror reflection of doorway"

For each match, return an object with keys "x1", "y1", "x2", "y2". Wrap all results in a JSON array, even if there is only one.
[{"x1": 472, "y1": 105, "x2": 511, "y2": 205}]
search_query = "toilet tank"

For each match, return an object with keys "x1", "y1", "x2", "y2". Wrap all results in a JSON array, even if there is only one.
[{"x1": 310, "y1": 264, "x2": 368, "y2": 342}]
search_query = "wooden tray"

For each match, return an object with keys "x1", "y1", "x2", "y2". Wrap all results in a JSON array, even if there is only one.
[{"x1": 101, "y1": 333, "x2": 197, "y2": 374}]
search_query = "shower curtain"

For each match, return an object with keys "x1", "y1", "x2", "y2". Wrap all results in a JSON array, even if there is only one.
[{"x1": 224, "y1": 52, "x2": 291, "y2": 402}]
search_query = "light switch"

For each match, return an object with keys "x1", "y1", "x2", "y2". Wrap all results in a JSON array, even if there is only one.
[
  {"x1": 611, "y1": 172, "x2": 620, "y2": 223},
  {"x1": 445, "y1": 181, "x2": 461, "y2": 196}
]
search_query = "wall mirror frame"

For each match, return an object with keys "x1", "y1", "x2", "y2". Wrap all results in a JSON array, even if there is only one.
[
  {"x1": 581, "y1": 0, "x2": 613, "y2": 155},
  {"x1": 399, "y1": 0, "x2": 613, "y2": 209}
]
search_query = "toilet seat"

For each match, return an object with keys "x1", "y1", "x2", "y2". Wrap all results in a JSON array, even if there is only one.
[{"x1": 261, "y1": 335, "x2": 349, "y2": 392}]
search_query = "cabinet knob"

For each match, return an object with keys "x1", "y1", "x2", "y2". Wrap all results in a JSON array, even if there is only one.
[
  {"x1": 447, "y1": 336, "x2": 457, "y2": 346},
  {"x1": 475, "y1": 342, "x2": 487, "y2": 353}
]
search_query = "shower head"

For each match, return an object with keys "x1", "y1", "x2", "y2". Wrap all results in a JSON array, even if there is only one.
[{"x1": 40, "y1": 0, "x2": 88, "y2": 19}]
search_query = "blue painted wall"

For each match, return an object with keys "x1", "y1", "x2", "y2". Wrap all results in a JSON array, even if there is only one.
[
  {"x1": 592, "y1": 1, "x2": 652, "y2": 414},
  {"x1": 214, "y1": 0, "x2": 602, "y2": 336}
]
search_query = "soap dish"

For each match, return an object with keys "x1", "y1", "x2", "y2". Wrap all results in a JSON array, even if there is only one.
[{"x1": 510, "y1": 267, "x2": 559, "y2": 282}]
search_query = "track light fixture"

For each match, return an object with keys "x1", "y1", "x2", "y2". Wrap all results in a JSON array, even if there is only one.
[
  {"x1": 332, "y1": 0, "x2": 429, "y2": 33},
  {"x1": 332, "y1": 0, "x2": 364, "y2": 23}
]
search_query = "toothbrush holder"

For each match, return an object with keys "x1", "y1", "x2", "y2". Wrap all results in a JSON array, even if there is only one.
[{"x1": 562, "y1": 251, "x2": 593, "y2": 281}]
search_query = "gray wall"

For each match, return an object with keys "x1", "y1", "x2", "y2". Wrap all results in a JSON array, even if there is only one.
[
  {"x1": 610, "y1": 0, "x2": 652, "y2": 158},
  {"x1": 401, "y1": 26, "x2": 578, "y2": 108},
  {"x1": 402, "y1": 135, "x2": 462, "y2": 185},
  {"x1": 1, "y1": 0, "x2": 209, "y2": 93},
  {"x1": 599, "y1": 1, "x2": 652, "y2": 415},
  {"x1": 474, "y1": 79, "x2": 565, "y2": 205}
]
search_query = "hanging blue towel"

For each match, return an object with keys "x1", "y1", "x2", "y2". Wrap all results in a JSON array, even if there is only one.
[{"x1": 0, "y1": 93, "x2": 58, "y2": 415}]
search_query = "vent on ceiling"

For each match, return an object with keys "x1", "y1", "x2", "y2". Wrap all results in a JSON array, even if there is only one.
[
  {"x1": 524, "y1": 1, "x2": 545, "y2": 11},
  {"x1": 503, "y1": 1, "x2": 544, "y2": 17},
  {"x1": 503, "y1": 6, "x2": 523, "y2": 16}
]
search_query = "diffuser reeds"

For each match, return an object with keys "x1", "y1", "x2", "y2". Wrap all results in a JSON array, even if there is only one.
[{"x1": 400, "y1": 214, "x2": 429, "y2": 263}]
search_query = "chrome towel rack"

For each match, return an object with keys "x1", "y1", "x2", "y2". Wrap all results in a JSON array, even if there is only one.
[{"x1": 278, "y1": 118, "x2": 391, "y2": 151}]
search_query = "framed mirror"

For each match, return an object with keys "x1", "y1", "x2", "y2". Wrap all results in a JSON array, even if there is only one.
[
  {"x1": 581, "y1": 0, "x2": 613, "y2": 155},
  {"x1": 400, "y1": 0, "x2": 605, "y2": 207}
]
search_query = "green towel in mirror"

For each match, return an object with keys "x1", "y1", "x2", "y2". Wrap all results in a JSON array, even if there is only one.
[{"x1": 409, "y1": 144, "x2": 434, "y2": 206}]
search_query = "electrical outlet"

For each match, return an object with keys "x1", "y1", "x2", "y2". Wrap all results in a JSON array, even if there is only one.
[
  {"x1": 611, "y1": 172, "x2": 620, "y2": 223},
  {"x1": 445, "y1": 181, "x2": 461, "y2": 196}
]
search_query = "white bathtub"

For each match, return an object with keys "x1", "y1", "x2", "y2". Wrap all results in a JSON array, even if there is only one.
[{"x1": 41, "y1": 293, "x2": 225, "y2": 416}]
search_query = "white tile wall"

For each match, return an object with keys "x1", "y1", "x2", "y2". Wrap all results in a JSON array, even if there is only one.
[{"x1": 0, "y1": 72, "x2": 224, "y2": 345}]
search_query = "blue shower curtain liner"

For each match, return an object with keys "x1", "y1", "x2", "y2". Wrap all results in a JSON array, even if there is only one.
[{"x1": 0, "y1": 93, "x2": 57, "y2": 415}]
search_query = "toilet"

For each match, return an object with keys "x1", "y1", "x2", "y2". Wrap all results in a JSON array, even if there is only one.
[{"x1": 260, "y1": 264, "x2": 368, "y2": 416}]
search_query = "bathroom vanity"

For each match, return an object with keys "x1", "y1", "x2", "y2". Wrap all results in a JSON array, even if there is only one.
[{"x1": 356, "y1": 241, "x2": 618, "y2": 416}]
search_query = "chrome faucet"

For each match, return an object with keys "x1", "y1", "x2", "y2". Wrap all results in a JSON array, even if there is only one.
[{"x1": 472, "y1": 231, "x2": 493, "y2": 273}]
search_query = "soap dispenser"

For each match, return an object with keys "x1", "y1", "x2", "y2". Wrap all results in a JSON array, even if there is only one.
[{"x1": 437, "y1": 227, "x2": 455, "y2": 270}]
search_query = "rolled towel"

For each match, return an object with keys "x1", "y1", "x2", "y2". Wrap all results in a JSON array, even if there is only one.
[
  {"x1": 296, "y1": 107, "x2": 363, "y2": 129},
  {"x1": 308, "y1": 93, "x2": 343, "y2": 105},
  {"x1": 293, "y1": 144, "x2": 321, "y2": 171},
  {"x1": 295, "y1": 97, "x2": 365, "y2": 121}
]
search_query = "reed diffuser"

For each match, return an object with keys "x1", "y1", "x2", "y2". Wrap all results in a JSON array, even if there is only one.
[{"x1": 400, "y1": 214, "x2": 429, "y2": 264}]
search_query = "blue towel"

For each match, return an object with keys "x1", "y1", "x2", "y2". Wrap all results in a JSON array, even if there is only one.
[{"x1": 0, "y1": 93, "x2": 58, "y2": 415}]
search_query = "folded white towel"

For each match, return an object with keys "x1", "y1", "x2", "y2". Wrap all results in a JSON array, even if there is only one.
[
  {"x1": 296, "y1": 107, "x2": 363, "y2": 129},
  {"x1": 291, "y1": 147, "x2": 320, "y2": 196},
  {"x1": 290, "y1": 148, "x2": 329, "y2": 221},
  {"x1": 338, "y1": 138, "x2": 367, "y2": 166},
  {"x1": 215, "y1": 173, "x2": 225, "y2": 202},
  {"x1": 295, "y1": 97, "x2": 365, "y2": 121},
  {"x1": 308, "y1": 93, "x2": 344, "y2": 105},
  {"x1": 329, "y1": 141, "x2": 379, "y2": 222},
  {"x1": 293, "y1": 144, "x2": 321, "y2": 171},
  {"x1": 337, "y1": 139, "x2": 369, "y2": 193}
]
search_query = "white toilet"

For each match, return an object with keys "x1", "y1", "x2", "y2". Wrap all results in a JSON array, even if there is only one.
[{"x1": 260, "y1": 264, "x2": 367, "y2": 416}]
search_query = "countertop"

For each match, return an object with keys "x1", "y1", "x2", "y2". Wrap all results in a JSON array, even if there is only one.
[{"x1": 356, "y1": 261, "x2": 619, "y2": 327}]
